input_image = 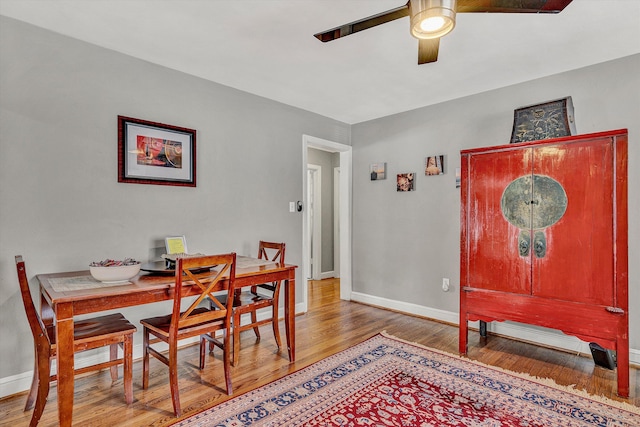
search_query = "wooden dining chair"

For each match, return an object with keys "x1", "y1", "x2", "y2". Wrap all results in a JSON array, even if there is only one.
[
  {"x1": 140, "y1": 253, "x2": 236, "y2": 417},
  {"x1": 15, "y1": 255, "x2": 136, "y2": 427},
  {"x1": 225, "y1": 241, "x2": 285, "y2": 366}
]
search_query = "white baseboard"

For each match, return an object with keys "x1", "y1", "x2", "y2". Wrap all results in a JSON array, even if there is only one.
[
  {"x1": 351, "y1": 291, "x2": 459, "y2": 324},
  {"x1": 320, "y1": 271, "x2": 335, "y2": 280},
  {"x1": 0, "y1": 370, "x2": 34, "y2": 400},
  {"x1": 350, "y1": 291, "x2": 640, "y2": 365}
]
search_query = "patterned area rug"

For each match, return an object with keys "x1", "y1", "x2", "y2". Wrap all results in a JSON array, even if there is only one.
[{"x1": 173, "y1": 332, "x2": 639, "y2": 426}]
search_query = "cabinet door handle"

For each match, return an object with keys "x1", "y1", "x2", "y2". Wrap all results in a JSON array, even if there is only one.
[
  {"x1": 518, "y1": 231, "x2": 530, "y2": 257},
  {"x1": 534, "y1": 231, "x2": 546, "y2": 258}
]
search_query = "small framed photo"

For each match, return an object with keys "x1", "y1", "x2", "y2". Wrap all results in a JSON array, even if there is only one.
[
  {"x1": 165, "y1": 236, "x2": 188, "y2": 254},
  {"x1": 118, "y1": 116, "x2": 196, "y2": 187},
  {"x1": 397, "y1": 173, "x2": 415, "y2": 192},
  {"x1": 425, "y1": 155, "x2": 445, "y2": 176},
  {"x1": 370, "y1": 163, "x2": 386, "y2": 180}
]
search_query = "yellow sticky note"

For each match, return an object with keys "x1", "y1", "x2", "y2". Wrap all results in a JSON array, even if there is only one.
[{"x1": 166, "y1": 237, "x2": 186, "y2": 254}]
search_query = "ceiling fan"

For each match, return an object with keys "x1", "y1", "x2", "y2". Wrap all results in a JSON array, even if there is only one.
[{"x1": 314, "y1": 0, "x2": 573, "y2": 65}]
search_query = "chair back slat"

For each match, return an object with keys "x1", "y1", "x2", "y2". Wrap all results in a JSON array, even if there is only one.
[
  {"x1": 257, "y1": 242, "x2": 285, "y2": 291},
  {"x1": 258, "y1": 241, "x2": 285, "y2": 264},
  {"x1": 180, "y1": 264, "x2": 230, "y2": 316},
  {"x1": 172, "y1": 253, "x2": 236, "y2": 333},
  {"x1": 15, "y1": 255, "x2": 50, "y2": 346}
]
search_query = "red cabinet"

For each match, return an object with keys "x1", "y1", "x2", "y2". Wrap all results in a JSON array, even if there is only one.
[{"x1": 459, "y1": 129, "x2": 629, "y2": 396}]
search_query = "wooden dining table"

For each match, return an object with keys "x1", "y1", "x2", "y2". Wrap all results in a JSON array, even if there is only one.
[{"x1": 36, "y1": 256, "x2": 297, "y2": 427}]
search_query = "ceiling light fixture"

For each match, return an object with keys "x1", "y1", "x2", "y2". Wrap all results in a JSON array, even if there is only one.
[{"x1": 410, "y1": 0, "x2": 457, "y2": 40}]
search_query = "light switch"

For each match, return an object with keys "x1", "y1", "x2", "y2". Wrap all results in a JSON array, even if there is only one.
[{"x1": 289, "y1": 202, "x2": 296, "y2": 212}]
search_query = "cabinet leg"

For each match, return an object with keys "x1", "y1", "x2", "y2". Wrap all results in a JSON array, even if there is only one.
[
  {"x1": 479, "y1": 321, "x2": 487, "y2": 337},
  {"x1": 617, "y1": 336, "x2": 629, "y2": 397},
  {"x1": 459, "y1": 316, "x2": 468, "y2": 354}
]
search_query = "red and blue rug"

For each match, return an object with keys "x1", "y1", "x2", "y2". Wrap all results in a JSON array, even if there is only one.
[{"x1": 174, "y1": 332, "x2": 639, "y2": 426}]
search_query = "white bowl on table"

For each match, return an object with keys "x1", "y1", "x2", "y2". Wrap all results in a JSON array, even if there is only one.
[{"x1": 89, "y1": 263, "x2": 141, "y2": 283}]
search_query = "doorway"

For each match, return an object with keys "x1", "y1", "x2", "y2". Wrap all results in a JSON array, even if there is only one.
[
  {"x1": 333, "y1": 167, "x2": 340, "y2": 278},
  {"x1": 306, "y1": 164, "x2": 321, "y2": 280},
  {"x1": 302, "y1": 135, "x2": 352, "y2": 311}
]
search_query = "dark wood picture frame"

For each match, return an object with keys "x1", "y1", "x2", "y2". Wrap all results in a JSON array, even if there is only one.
[{"x1": 118, "y1": 116, "x2": 196, "y2": 187}]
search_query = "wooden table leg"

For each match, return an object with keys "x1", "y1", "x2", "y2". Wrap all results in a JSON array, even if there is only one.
[
  {"x1": 55, "y1": 304, "x2": 75, "y2": 427},
  {"x1": 284, "y1": 276, "x2": 296, "y2": 362}
]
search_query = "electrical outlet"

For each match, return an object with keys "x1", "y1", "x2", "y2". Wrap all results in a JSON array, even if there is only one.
[{"x1": 442, "y1": 278, "x2": 450, "y2": 292}]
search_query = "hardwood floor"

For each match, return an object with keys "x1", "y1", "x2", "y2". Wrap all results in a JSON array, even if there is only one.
[{"x1": 1, "y1": 277, "x2": 638, "y2": 426}]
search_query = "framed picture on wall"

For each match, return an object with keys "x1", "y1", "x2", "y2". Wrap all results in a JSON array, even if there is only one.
[
  {"x1": 425, "y1": 155, "x2": 445, "y2": 176},
  {"x1": 118, "y1": 116, "x2": 197, "y2": 187},
  {"x1": 370, "y1": 163, "x2": 386, "y2": 180},
  {"x1": 397, "y1": 173, "x2": 415, "y2": 192}
]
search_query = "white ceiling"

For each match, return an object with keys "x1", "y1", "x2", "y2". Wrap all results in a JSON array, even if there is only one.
[{"x1": 1, "y1": 0, "x2": 639, "y2": 124}]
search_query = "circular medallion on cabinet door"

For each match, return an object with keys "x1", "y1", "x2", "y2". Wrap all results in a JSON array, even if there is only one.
[{"x1": 501, "y1": 175, "x2": 568, "y2": 229}]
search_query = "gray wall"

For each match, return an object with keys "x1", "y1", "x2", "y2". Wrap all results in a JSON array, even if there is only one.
[
  {"x1": 0, "y1": 17, "x2": 350, "y2": 382},
  {"x1": 351, "y1": 54, "x2": 640, "y2": 350}
]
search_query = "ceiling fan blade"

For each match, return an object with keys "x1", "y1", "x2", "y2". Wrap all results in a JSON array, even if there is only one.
[
  {"x1": 314, "y1": 2, "x2": 410, "y2": 42},
  {"x1": 457, "y1": 0, "x2": 573, "y2": 14},
  {"x1": 418, "y1": 38, "x2": 440, "y2": 64}
]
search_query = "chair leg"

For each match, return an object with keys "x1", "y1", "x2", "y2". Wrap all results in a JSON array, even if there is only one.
[
  {"x1": 29, "y1": 350, "x2": 51, "y2": 427},
  {"x1": 168, "y1": 341, "x2": 181, "y2": 417},
  {"x1": 208, "y1": 331, "x2": 219, "y2": 354},
  {"x1": 223, "y1": 328, "x2": 233, "y2": 395},
  {"x1": 24, "y1": 345, "x2": 39, "y2": 411},
  {"x1": 251, "y1": 311, "x2": 261, "y2": 339},
  {"x1": 272, "y1": 302, "x2": 282, "y2": 349},
  {"x1": 109, "y1": 343, "x2": 119, "y2": 382},
  {"x1": 232, "y1": 311, "x2": 241, "y2": 367},
  {"x1": 123, "y1": 334, "x2": 134, "y2": 405},
  {"x1": 142, "y1": 328, "x2": 150, "y2": 390},
  {"x1": 208, "y1": 300, "x2": 216, "y2": 354},
  {"x1": 199, "y1": 336, "x2": 206, "y2": 370}
]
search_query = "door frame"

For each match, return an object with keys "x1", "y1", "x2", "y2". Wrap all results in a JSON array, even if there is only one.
[{"x1": 302, "y1": 135, "x2": 352, "y2": 308}]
